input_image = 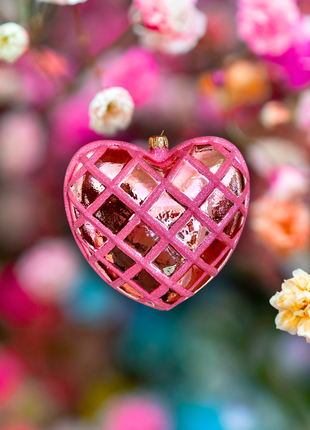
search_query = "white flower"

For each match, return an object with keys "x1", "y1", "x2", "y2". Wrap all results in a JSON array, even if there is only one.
[
  {"x1": 38, "y1": 0, "x2": 87, "y2": 4},
  {"x1": 89, "y1": 87, "x2": 135, "y2": 136},
  {"x1": 270, "y1": 269, "x2": 310, "y2": 343},
  {"x1": 15, "y1": 238, "x2": 81, "y2": 303},
  {"x1": 0, "y1": 22, "x2": 29, "y2": 63}
]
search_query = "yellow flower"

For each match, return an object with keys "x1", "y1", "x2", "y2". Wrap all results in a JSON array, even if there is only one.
[{"x1": 270, "y1": 269, "x2": 310, "y2": 342}]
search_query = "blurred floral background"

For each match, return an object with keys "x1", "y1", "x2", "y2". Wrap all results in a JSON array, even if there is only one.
[{"x1": 1, "y1": 0, "x2": 310, "y2": 429}]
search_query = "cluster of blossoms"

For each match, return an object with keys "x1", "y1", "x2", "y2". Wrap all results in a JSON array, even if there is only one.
[
  {"x1": 0, "y1": 0, "x2": 207, "y2": 137},
  {"x1": 0, "y1": 0, "x2": 87, "y2": 64},
  {"x1": 88, "y1": 0, "x2": 207, "y2": 135},
  {"x1": 2, "y1": 0, "x2": 310, "y2": 427}
]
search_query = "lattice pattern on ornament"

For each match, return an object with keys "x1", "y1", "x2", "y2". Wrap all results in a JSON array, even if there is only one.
[{"x1": 65, "y1": 137, "x2": 249, "y2": 310}]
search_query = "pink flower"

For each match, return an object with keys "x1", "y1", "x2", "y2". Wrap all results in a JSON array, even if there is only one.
[
  {"x1": 102, "y1": 48, "x2": 159, "y2": 106},
  {"x1": 14, "y1": 238, "x2": 81, "y2": 303},
  {"x1": 102, "y1": 396, "x2": 172, "y2": 430},
  {"x1": 131, "y1": 0, "x2": 196, "y2": 33},
  {"x1": 0, "y1": 111, "x2": 46, "y2": 178},
  {"x1": 247, "y1": 137, "x2": 309, "y2": 178},
  {"x1": 130, "y1": 0, "x2": 207, "y2": 54},
  {"x1": 237, "y1": 0, "x2": 301, "y2": 56},
  {"x1": 269, "y1": 166, "x2": 309, "y2": 200}
]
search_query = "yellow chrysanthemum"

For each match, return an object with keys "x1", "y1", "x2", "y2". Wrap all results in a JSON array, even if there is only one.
[{"x1": 270, "y1": 269, "x2": 310, "y2": 342}]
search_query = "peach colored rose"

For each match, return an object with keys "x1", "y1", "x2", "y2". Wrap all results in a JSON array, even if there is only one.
[{"x1": 251, "y1": 198, "x2": 310, "y2": 255}]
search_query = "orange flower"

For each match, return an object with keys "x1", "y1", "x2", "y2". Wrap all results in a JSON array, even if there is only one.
[
  {"x1": 251, "y1": 198, "x2": 310, "y2": 255},
  {"x1": 225, "y1": 60, "x2": 271, "y2": 107}
]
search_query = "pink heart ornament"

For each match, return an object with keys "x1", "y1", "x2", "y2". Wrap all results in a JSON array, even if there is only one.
[{"x1": 64, "y1": 136, "x2": 250, "y2": 310}]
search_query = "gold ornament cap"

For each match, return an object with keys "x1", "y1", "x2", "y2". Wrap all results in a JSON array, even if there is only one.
[{"x1": 149, "y1": 131, "x2": 168, "y2": 150}]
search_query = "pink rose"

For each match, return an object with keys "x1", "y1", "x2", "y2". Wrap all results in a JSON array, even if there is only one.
[
  {"x1": 237, "y1": 0, "x2": 301, "y2": 56},
  {"x1": 131, "y1": 0, "x2": 197, "y2": 33},
  {"x1": 130, "y1": 0, "x2": 207, "y2": 54}
]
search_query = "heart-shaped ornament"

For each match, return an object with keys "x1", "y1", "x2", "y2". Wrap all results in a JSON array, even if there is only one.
[{"x1": 64, "y1": 136, "x2": 249, "y2": 310}]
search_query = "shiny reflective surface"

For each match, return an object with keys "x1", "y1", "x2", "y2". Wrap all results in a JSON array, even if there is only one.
[
  {"x1": 191, "y1": 145, "x2": 226, "y2": 174},
  {"x1": 214, "y1": 250, "x2": 231, "y2": 269},
  {"x1": 95, "y1": 260, "x2": 119, "y2": 282},
  {"x1": 118, "y1": 283, "x2": 143, "y2": 300},
  {"x1": 160, "y1": 289, "x2": 181, "y2": 305},
  {"x1": 192, "y1": 274, "x2": 212, "y2": 293},
  {"x1": 95, "y1": 148, "x2": 132, "y2": 179},
  {"x1": 221, "y1": 166, "x2": 246, "y2": 197},
  {"x1": 125, "y1": 221, "x2": 160, "y2": 256},
  {"x1": 145, "y1": 301, "x2": 164, "y2": 310},
  {"x1": 201, "y1": 239, "x2": 227, "y2": 265},
  {"x1": 200, "y1": 189, "x2": 233, "y2": 224},
  {"x1": 143, "y1": 155, "x2": 179, "y2": 178},
  {"x1": 71, "y1": 171, "x2": 105, "y2": 208},
  {"x1": 105, "y1": 246, "x2": 135, "y2": 272},
  {"x1": 133, "y1": 269, "x2": 161, "y2": 293},
  {"x1": 177, "y1": 216, "x2": 210, "y2": 251},
  {"x1": 71, "y1": 205, "x2": 80, "y2": 221},
  {"x1": 224, "y1": 210, "x2": 244, "y2": 239},
  {"x1": 94, "y1": 194, "x2": 134, "y2": 234},
  {"x1": 120, "y1": 164, "x2": 158, "y2": 205},
  {"x1": 172, "y1": 160, "x2": 209, "y2": 200},
  {"x1": 153, "y1": 244, "x2": 185, "y2": 277},
  {"x1": 177, "y1": 264, "x2": 204, "y2": 289},
  {"x1": 149, "y1": 191, "x2": 186, "y2": 229},
  {"x1": 78, "y1": 222, "x2": 107, "y2": 250}
]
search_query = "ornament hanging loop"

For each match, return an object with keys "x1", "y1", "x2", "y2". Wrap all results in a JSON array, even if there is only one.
[{"x1": 149, "y1": 132, "x2": 169, "y2": 150}]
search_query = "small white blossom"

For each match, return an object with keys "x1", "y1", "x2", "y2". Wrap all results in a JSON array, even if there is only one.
[
  {"x1": 38, "y1": 0, "x2": 87, "y2": 4},
  {"x1": 89, "y1": 87, "x2": 135, "y2": 136},
  {"x1": 0, "y1": 22, "x2": 29, "y2": 63}
]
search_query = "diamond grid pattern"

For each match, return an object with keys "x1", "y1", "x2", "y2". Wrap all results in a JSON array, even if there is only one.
[{"x1": 65, "y1": 137, "x2": 249, "y2": 310}]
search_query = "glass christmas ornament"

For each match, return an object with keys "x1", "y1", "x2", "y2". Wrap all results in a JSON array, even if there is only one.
[{"x1": 64, "y1": 134, "x2": 250, "y2": 310}]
